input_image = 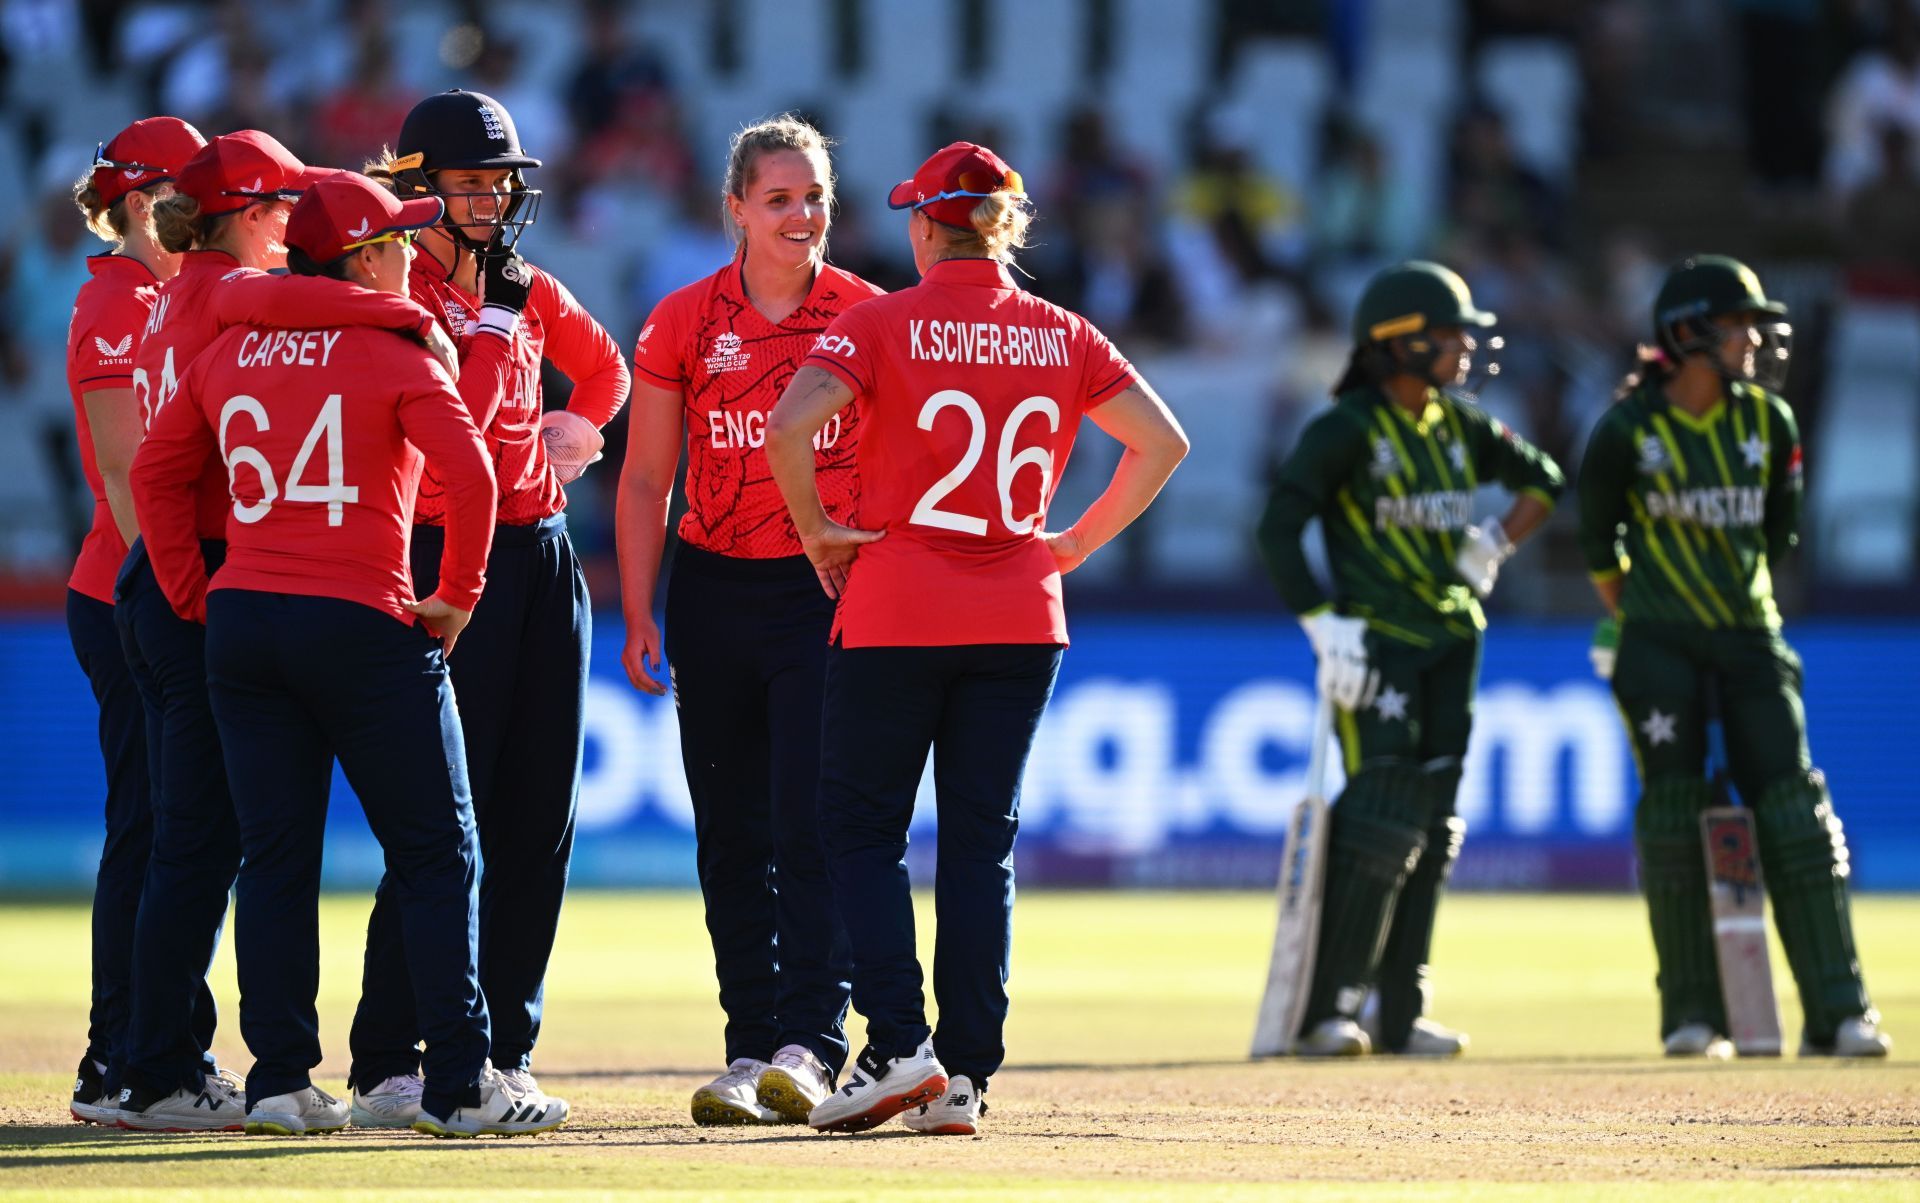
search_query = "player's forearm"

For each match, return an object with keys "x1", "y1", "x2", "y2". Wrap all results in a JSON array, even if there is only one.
[
  {"x1": 1497, "y1": 493, "x2": 1552, "y2": 546},
  {"x1": 1590, "y1": 572, "x2": 1624, "y2": 617},
  {"x1": 101, "y1": 474, "x2": 140, "y2": 545},
  {"x1": 1059, "y1": 439, "x2": 1185, "y2": 560},
  {"x1": 614, "y1": 474, "x2": 672, "y2": 628},
  {"x1": 1254, "y1": 488, "x2": 1328, "y2": 616},
  {"x1": 766, "y1": 425, "x2": 829, "y2": 537}
]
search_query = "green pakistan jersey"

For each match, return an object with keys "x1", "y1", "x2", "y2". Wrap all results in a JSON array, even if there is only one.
[
  {"x1": 1257, "y1": 386, "x2": 1565, "y2": 644},
  {"x1": 1577, "y1": 380, "x2": 1801, "y2": 630}
]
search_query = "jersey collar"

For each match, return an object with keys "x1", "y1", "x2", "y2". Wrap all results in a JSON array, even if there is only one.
[
  {"x1": 728, "y1": 248, "x2": 830, "y2": 327},
  {"x1": 1375, "y1": 385, "x2": 1448, "y2": 437},
  {"x1": 922, "y1": 257, "x2": 1016, "y2": 290},
  {"x1": 1655, "y1": 382, "x2": 1728, "y2": 433},
  {"x1": 86, "y1": 252, "x2": 158, "y2": 283},
  {"x1": 179, "y1": 248, "x2": 242, "y2": 276}
]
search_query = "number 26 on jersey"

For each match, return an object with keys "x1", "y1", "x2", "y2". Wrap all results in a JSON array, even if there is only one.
[{"x1": 911, "y1": 389, "x2": 1059, "y2": 536}]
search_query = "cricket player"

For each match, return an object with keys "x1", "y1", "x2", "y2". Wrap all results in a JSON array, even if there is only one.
[
  {"x1": 131, "y1": 170, "x2": 569, "y2": 1136},
  {"x1": 347, "y1": 89, "x2": 630, "y2": 1127},
  {"x1": 113, "y1": 131, "x2": 440, "y2": 1132},
  {"x1": 1578, "y1": 254, "x2": 1889, "y2": 1059},
  {"x1": 618, "y1": 115, "x2": 882, "y2": 1126},
  {"x1": 63, "y1": 115, "x2": 206, "y2": 1124},
  {"x1": 767, "y1": 142, "x2": 1188, "y2": 1135},
  {"x1": 1256, "y1": 261, "x2": 1563, "y2": 1057}
]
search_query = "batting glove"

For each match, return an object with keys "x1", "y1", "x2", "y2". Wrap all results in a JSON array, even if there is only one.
[
  {"x1": 474, "y1": 248, "x2": 533, "y2": 341},
  {"x1": 1454, "y1": 518, "x2": 1514, "y2": 598},
  {"x1": 541, "y1": 410, "x2": 604, "y2": 485},
  {"x1": 1589, "y1": 615, "x2": 1619, "y2": 681},
  {"x1": 1300, "y1": 609, "x2": 1378, "y2": 712}
]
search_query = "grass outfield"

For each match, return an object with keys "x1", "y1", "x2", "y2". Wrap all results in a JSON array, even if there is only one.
[{"x1": 1, "y1": 891, "x2": 1916, "y2": 1200}]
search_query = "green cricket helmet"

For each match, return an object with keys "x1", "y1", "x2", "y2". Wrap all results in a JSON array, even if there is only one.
[
  {"x1": 1336, "y1": 261, "x2": 1500, "y2": 394},
  {"x1": 1351, "y1": 260, "x2": 1497, "y2": 346},
  {"x1": 1653, "y1": 254, "x2": 1791, "y2": 389}
]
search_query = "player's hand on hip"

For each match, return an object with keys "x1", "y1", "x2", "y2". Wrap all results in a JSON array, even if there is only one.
[
  {"x1": 407, "y1": 593, "x2": 474, "y2": 658},
  {"x1": 798, "y1": 521, "x2": 885, "y2": 600},
  {"x1": 542, "y1": 410, "x2": 605, "y2": 484},
  {"x1": 1454, "y1": 518, "x2": 1514, "y2": 598},
  {"x1": 1300, "y1": 609, "x2": 1377, "y2": 711},
  {"x1": 1039, "y1": 527, "x2": 1089, "y2": 574},
  {"x1": 624, "y1": 613, "x2": 667, "y2": 696}
]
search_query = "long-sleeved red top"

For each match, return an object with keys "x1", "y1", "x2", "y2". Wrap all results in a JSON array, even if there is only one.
[
  {"x1": 409, "y1": 250, "x2": 630, "y2": 527},
  {"x1": 132, "y1": 249, "x2": 443, "y2": 541},
  {"x1": 129, "y1": 314, "x2": 496, "y2": 625},
  {"x1": 65, "y1": 254, "x2": 157, "y2": 603}
]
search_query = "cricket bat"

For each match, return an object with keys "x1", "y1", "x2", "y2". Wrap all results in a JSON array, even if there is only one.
[
  {"x1": 1701, "y1": 678, "x2": 1784, "y2": 1057},
  {"x1": 1251, "y1": 692, "x2": 1334, "y2": 1058}
]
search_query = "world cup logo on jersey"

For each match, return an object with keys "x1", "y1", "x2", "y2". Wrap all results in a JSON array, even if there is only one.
[{"x1": 704, "y1": 330, "x2": 750, "y2": 374}]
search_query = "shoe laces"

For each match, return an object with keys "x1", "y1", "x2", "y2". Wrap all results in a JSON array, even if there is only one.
[
  {"x1": 205, "y1": 1068, "x2": 245, "y2": 1102},
  {"x1": 371, "y1": 1074, "x2": 424, "y2": 1100},
  {"x1": 770, "y1": 1047, "x2": 820, "y2": 1074},
  {"x1": 498, "y1": 1067, "x2": 539, "y2": 1097}
]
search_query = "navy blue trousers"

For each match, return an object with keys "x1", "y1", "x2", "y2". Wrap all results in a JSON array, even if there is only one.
[
  {"x1": 665, "y1": 543, "x2": 853, "y2": 1074},
  {"x1": 350, "y1": 515, "x2": 586, "y2": 1085},
  {"x1": 207, "y1": 591, "x2": 488, "y2": 1117},
  {"x1": 816, "y1": 643, "x2": 1061, "y2": 1090},
  {"x1": 65, "y1": 588, "x2": 156, "y2": 1074},
  {"x1": 113, "y1": 542, "x2": 229, "y2": 1095}
]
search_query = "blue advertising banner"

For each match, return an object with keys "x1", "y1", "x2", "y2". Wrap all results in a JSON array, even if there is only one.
[{"x1": 2, "y1": 616, "x2": 1915, "y2": 889}]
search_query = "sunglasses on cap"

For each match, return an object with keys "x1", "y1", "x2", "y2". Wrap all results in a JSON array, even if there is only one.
[
  {"x1": 92, "y1": 142, "x2": 171, "y2": 180},
  {"x1": 339, "y1": 227, "x2": 418, "y2": 253},
  {"x1": 911, "y1": 167, "x2": 1027, "y2": 211}
]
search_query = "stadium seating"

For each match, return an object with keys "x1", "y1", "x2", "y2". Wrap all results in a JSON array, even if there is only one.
[
  {"x1": 1476, "y1": 39, "x2": 1583, "y2": 182},
  {"x1": 1812, "y1": 301, "x2": 1920, "y2": 583}
]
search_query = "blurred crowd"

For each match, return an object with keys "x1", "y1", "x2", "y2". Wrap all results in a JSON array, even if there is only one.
[{"x1": 0, "y1": 0, "x2": 1915, "y2": 610}]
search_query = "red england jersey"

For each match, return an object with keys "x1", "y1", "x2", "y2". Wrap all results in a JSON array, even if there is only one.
[
  {"x1": 634, "y1": 257, "x2": 884, "y2": 558},
  {"x1": 134, "y1": 250, "x2": 441, "y2": 542},
  {"x1": 65, "y1": 254, "x2": 157, "y2": 602},
  {"x1": 129, "y1": 315, "x2": 495, "y2": 624},
  {"x1": 801, "y1": 257, "x2": 1136, "y2": 647},
  {"x1": 409, "y1": 252, "x2": 630, "y2": 527}
]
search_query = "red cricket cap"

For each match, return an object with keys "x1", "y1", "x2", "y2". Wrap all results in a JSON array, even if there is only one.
[
  {"x1": 886, "y1": 141, "x2": 1026, "y2": 230},
  {"x1": 175, "y1": 130, "x2": 334, "y2": 217},
  {"x1": 286, "y1": 171, "x2": 444, "y2": 264},
  {"x1": 91, "y1": 116, "x2": 206, "y2": 208}
]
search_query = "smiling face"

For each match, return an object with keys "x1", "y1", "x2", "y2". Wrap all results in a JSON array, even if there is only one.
[
  {"x1": 727, "y1": 148, "x2": 830, "y2": 270},
  {"x1": 434, "y1": 167, "x2": 515, "y2": 243}
]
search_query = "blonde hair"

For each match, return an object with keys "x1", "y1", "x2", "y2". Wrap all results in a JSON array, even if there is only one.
[
  {"x1": 935, "y1": 192, "x2": 1033, "y2": 264},
  {"x1": 150, "y1": 192, "x2": 243, "y2": 255},
  {"x1": 72, "y1": 174, "x2": 128, "y2": 243},
  {"x1": 722, "y1": 114, "x2": 835, "y2": 247}
]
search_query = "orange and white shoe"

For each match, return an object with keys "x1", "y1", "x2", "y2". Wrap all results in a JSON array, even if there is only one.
[
  {"x1": 807, "y1": 1041, "x2": 946, "y2": 1134},
  {"x1": 904, "y1": 1074, "x2": 984, "y2": 1135}
]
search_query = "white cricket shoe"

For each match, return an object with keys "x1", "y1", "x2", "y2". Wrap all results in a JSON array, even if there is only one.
[
  {"x1": 691, "y1": 1058, "x2": 777, "y2": 1126},
  {"x1": 757, "y1": 1045, "x2": 833, "y2": 1124},
  {"x1": 350, "y1": 1073, "x2": 424, "y2": 1128},
  {"x1": 904, "y1": 1074, "x2": 984, "y2": 1135},
  {"x1": 414, "y1": 1065, "x2": 569, "y2": 1137},
  {"x1": 1295, "y1": 1017, "x2": 1370, "y2": 1057},
  {"x1": 1803, "y1": 1015, "x2": 1892, "y2": 1059},
  {"x1": 1664, "y1": 1023, "x2": 1734, "y2": 1060},
  {"x1": 807, "y1": 1041, "x2": 947, "y2": 1134},
  {"x1": 245, "y1": 1084, "x2": 349, "y2": 1135},
  {"x1": 1399, "y1": 1018, "x2": 1470, "y2": 1057},
  {"x1": 117, "y1": 1069, "x2": 246, "y2": 1132}
]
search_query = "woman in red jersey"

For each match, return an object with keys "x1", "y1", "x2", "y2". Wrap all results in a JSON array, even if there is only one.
[
  {"x1": 113, "y1": 129, "x2": 440, "y2": 1134},
  {"x1": 347, "y1": 90, "x2": 630, "y2": 1127},
  {"x1": 768, "y1": 142, "x2": 1188, "y2": 1136},
  {"x1": 616, "y1": 114, "x2": 883, "y2": 1126},
  {"x1": 61, "y1": 115, "x2": 206, "y2": 1126},
  {"x1": 131, "y1": 170, "x2": 565, "y2": 1138}
]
